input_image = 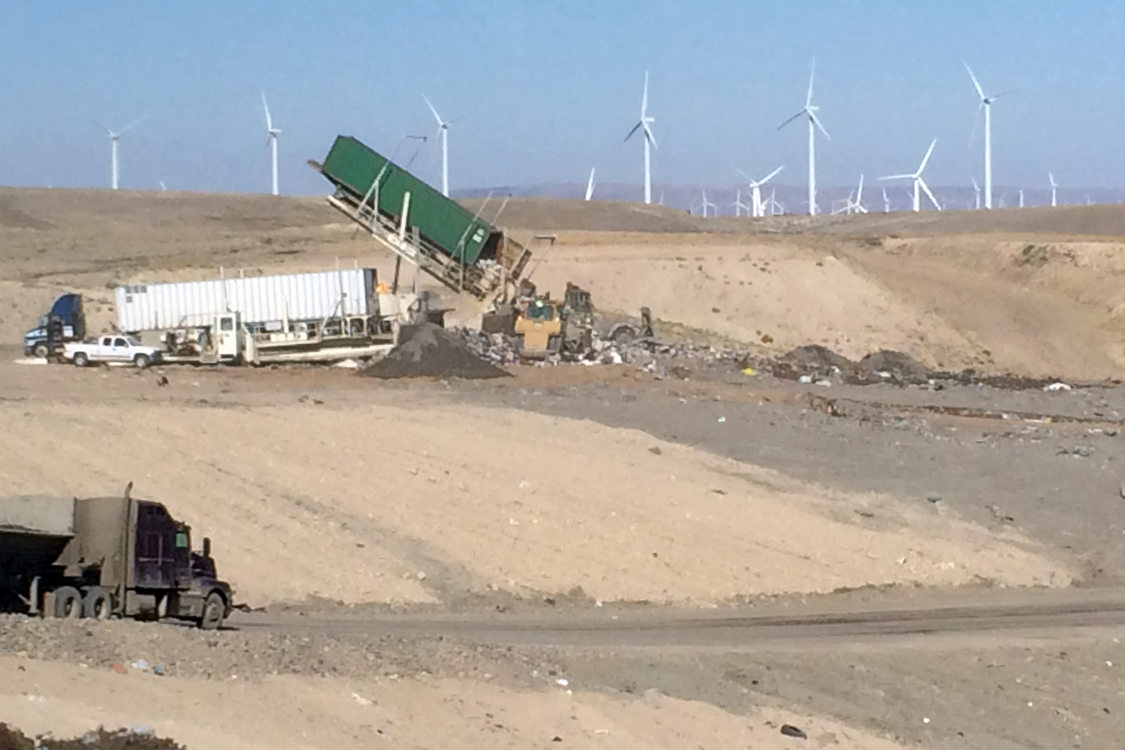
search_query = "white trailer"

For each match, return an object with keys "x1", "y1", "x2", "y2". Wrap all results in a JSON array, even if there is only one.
[{"x1": 113, "y1": 267, "x2": 444, "y2": 365}]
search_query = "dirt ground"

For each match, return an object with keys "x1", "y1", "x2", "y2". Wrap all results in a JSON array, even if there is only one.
[{"x1": 2, "y1": 188, "x2": 1125, "y2": 748}]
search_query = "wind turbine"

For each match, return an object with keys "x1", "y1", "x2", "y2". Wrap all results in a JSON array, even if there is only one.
[
  {"x1": 779, "y1": 59, "x2": 830, "y2": 216},
  {"x1": 838, "y1": 173, "x2": 867, "y2": 214},
  {"x1": 880, "y1": 139, "x2": 941, "y2": 212},
  {"x1": 623, "y1": 71, "x2": 657, "y2": 204},
  {"x1": 1049, "y1": 172, "x2": 1058, "y2": 207},
  {"x1": 261, "y1": 93, "x2": 280, "y2": 196},
  {"x1": 100, "y1": 116, "x2": 146, "y2": 190},
  {"x1": 764, "y1": 188, "x2": 784, "y2": 216},
  {"x1": 965, "y1": 62, "x2": 1008, "y2": 210},
  {"x1": 1018, "y1": 188, "x2": 1025, "y2": 208},
  {"x1": 881, "y1": 187, "x2": 890, "y2": 213},
  {"x1": 422, "y1": 94, "x2": 451, "y2": 197},
  {"x1": 737, "y1": 165, "x2": 784, "y2": 217},
  {"x1": 731, "y1": 188, "x2": 750, "y2": 217},
  {"x1": 585, "y1": 168, "x2": 596, "y2": 201},
  {"x1": 971, "y1": 177, "x2": 982, "y2": 210},
  {"x1": 693, "y1": 189, "x2": 717, "y2": 217}
]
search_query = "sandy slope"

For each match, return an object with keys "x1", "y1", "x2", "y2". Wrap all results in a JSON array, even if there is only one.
[
  {"x1": 0, "y1": 397, "x2": 1069, "y2": 607},
  {"x1": 0, "y1": 656, "x2": 929, "y2": 750},
  {"x1": 3, "y1": 189, "x2": 1124, "y2": 378}
]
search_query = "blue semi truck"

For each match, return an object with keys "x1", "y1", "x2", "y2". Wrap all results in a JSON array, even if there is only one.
[{"x1": 23, "y1": 293, "x2": 85, "y2": 358}]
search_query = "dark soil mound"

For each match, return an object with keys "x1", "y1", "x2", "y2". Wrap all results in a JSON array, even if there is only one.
[
  {"x1": 0, "y1": 724, "x2": 182, "y2": 750},
  {"x1": 772, "y1": 345, "x2": 855, "y2": 380},
  {"x1": 850, "y1": 349, "x2": 932, "y2": 385},
  {"x1": 362, "y1": 323, "x2": 510, "y2": 380}
]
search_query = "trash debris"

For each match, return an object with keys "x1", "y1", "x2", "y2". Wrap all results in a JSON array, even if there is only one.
[
  {"x1": 130, "y1": 659, "x2": 151, "y2": 672},
  {"x1": 334, "y1": 359, "x2": 360, "y2": 369},
  {"x1": 110, "y1": 663, "x2": 128, "y2": 675},
  {"x1": 363, "y1": 324, "x2": 510, "y2": 379},
  {"x1": 152, "y1": 665, "x2": 165, "y2": 676},
  {"x1": 1043, "y1": 382, "x2": 1072, "y2": 392},
  {"x1": 555, "y1": 678, "x2": 570, "y2": 687},
  {"x1": 926, "y1": 495, "x2": 942, "y2": 504},
  {"x1": 741, "y1": 365, "x2": 756, "y2": 376},
  {"x1": 351, "y1": 691, "x2": 372, "y2": 706},
  {"x1": 716, "y1": 416, "x2": 726, "y2": 423},
  {"x1": 780, "y1": 723, "x2": 807, "y2": 739}
]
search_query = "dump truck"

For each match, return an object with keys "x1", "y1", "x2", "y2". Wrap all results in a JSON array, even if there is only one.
[
  {"x1": 0, "y1": 490, "x2": 232, "y2": 628},
  {"x1": 310, "y1": 135, "x2": 532, "y2": 303}
]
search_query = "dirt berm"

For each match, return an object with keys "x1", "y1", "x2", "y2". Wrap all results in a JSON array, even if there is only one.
[{"x1": 363, "y1": 324, "x2": 510, "y2": 379}]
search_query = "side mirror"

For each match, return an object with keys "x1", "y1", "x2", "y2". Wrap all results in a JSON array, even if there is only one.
[{"x1": 202, "y1": 537, "x2": 212, "y2": 558}]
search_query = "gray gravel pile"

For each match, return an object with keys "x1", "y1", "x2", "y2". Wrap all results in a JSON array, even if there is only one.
[{"x1": 364, "y1": 324, "x2": 510, "y2": 380}]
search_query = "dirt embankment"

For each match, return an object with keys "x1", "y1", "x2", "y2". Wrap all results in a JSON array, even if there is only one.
[{"x1": 0, "y1": 395, "x2": 1071, "y2": 609}]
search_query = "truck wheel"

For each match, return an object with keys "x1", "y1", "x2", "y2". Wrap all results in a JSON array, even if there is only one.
[
  {"x1": 73, "y1": 352, "x2": 89, "y2": 367},
  {"x1": 199, "y1": 592, "x2": 225, "y2": 630},
  {"x1": 82, "y1": 587, "x2": 112, "y2": 620},
  {"x1": 612, "y1": 327, "x2": 636, "y2": 345},
  {"x1": 133, "y1": 353, "x2": 151, "y2": 369},
  {"x1": 53, "y1": 586, "x2": 83, "y2": 619},
  {"x1": 32, "y1": 343, "x2": 50, "y2": 359}
]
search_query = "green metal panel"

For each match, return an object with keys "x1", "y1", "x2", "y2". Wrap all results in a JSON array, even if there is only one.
[{"x1": 319, "y1": 136, "x2": 492, "y2": 265}]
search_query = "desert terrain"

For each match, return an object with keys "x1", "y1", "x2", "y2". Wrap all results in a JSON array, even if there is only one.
[{"x1": 1, "y1": 187, "x2": 1124, "y2": 748}]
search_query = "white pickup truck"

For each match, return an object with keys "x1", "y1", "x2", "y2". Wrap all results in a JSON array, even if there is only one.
[{"x1": 63, "y1": 334, "x2": 161, "y2": 368}]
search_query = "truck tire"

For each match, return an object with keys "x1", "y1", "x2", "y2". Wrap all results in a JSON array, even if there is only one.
[
  {"x1": 32, "y1": 343, "x2": 50, "y2": 359},
  {"x1": 133, "y1": 353, "x2": 151, "y2": 369},
  {"x1": 72, "y1": 352, "x2": 89, "y2": 367},
  {"x1": 53, "y1": 586, "x2": 83, "y2": 619},
  {"x1": 82, "y1": 587, "x2": 112, "y2": 620},
  {"x1": 199, "y1": 592, "x2": 225, "y2": 630}
]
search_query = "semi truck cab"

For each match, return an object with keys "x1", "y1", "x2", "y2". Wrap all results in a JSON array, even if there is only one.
[{"x1": 23, "y1": 293, "x2": 85, "y2": 358}]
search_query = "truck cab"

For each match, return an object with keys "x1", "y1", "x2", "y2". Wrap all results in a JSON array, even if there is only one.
[{"x1": 24, "y1": 293, "x2": 85, "y2": 358}]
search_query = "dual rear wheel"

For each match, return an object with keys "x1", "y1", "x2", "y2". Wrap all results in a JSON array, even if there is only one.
[{"x1": 50, "y1": 586, "x2": 112, "y2": 620}]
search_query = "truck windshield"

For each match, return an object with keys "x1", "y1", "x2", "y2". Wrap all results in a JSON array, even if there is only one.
[{"x1": 526, "y1": 301, "x2": 555, "y2": 321}]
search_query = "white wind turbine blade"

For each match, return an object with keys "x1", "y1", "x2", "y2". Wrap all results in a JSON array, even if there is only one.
[
  {"x1": 806, "y1": 58, "x2": 816, "y2": 107},
  {"x1": 118, "y1": 115, "x2": 148, "y2": 136},
  {"x1": 642, "y1": 121, "x2": 658, "y2": 150},
  {"x1": 809, "y1": 110, "x2": 831, "y2": 140},
  {"x1": 736, "y1": 167, "x2": 754, "y2": 183},
  {"x1": 879, "y1": 173, "x2": 914, "y2": 181},
  {"x1": 261, "y1": 92, "x2": 272, "y2": 130},
  {"x1": 1048, "y1": 172, "x2": 1057, "y2": 187},
  {"x1": 964, "y1": 61, "x2": 985, "y2": 100},
  {"x1": 422, "y1": 94, "x2": 444, "y2": 127},
  {"x1": 641, "y1": 70, "x2": 649, "y2": 117},
  {"x1": 856, "y1": 174, "x2": 865, "y2": 203},
  {"x1": 777, "y1": 110, "x2": 805, "y2": 130},
  {"x1": 917, "y1": 138, "x2": 937, "y2": 174},
  {"x1": 919, "y1": 179, "x2": 941, "y2": 210},
  {"x1": 623, "y1": 121, "x2": 642, "y2": 142},
  {"x1": 760, "y1": 164, "x2": 785, "y2": 185}
]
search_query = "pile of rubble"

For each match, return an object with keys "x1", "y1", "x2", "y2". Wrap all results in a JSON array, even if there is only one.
[
  {"x1": 771, "y1": 345, "x2": 934, "y2": 386},
  {"x1": 363, "y1": 324, "x2": 509, "y2": 379}
]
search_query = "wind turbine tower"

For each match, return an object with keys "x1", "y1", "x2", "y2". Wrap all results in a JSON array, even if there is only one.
[
  {"x1": 1049, "y1": 172, "x2": 1058, "y2": 207},
  {"x1": 422, "y1": 95, "x2": 451, "y2": 197},
  {"x1": 737, "y1": 165, "x2": 784, "y2": 218},
  {"x1": 624, "y1": 71, "x2": 657, "y2": 204},
  {"x1": 585, "y1": 168, "x2": 596, "y2": 201},
  {"x1": 964, "y1": 62, "x2": 1007, "y2": 210},
  {"x1": 879, "y1": 139, "x2": 941, "y2": 212},
  {"x1": 881, "y1": 187, "x2": 890, "y2": 213},
  {"x1": 971, "y1": 177, "x2": 981, "y2": 210},
  {"x1": 101, "y1": 117, "x2": 146, "y2": 191},
  {"x1": 261, "y1": 93, "x2": 281, "y2": 196},
  {"x1": 779, "y1": 59, "x2": 830, "y2": 216}
]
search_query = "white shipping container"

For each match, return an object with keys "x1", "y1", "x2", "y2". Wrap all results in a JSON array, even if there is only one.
[{"x1": 115, "y1": 269, "x2": 376, "y2": 332}]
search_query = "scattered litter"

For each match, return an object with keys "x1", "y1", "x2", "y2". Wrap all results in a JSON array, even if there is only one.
[
  {"x1": 25, "y1": 694, "x2": 46, "y2": 702},
  {"x1": 130, "y1": 659, "x2": 151, "y2": 672},
  {"x1": 1044, "y1": 382, "x2": 1072, "y2": 392},
  {"x1": 741, "y1": 365, "x2": 756, "y2": 376},
  {"x1": 926, "y1": 495, "x2": 942, "y2": 504},
  {"x1": 1060, "y1": 446, "x2": 1093, "y2": 459},
  {"x1": 555, "y1": 678, "x2": 570, "y2": 687},
  {"x1": 716, "y1": 416, "x2": 726, "y2": 424},
  {"x1": 1106, "y1": 660, "x2": 1114, "y2": 667},
  {"x1": 13, "y1": 358, "x2": 49, "y2": 366},
  {"x1": 334, "y1": 359, "x2": 360, "y2": 369},
  {"x1": 779, "y1": 723, "x2": 807, "y2": 739},
  {"x1": 351, "y1": 691, "x2": 372, "y2": 706},
  {"x1": 797, "y1": 375, "x2": 812, "y2": 384},
  {"x1": 128, "y1": 726, "x2": 155, "y2": 737},
  {"x1": 152, "y1": 665, "x2": 165, "y2": 676},
  {"x1": 110, "y1": 663, "x2": 127, "y2": 675},
  {"x1": 922, "y1": 717, "x2": 931, "y2": 725}
]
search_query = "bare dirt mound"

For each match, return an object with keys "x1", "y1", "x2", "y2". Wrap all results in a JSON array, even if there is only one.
[
  {"x1": 363, "y1": 324, "x2": 509, "y2": 379},
  {"x1": 773, "y1": 345, "x2": 855, "y2": 380},
  {"x1": 851, "y1": 349, "x2": 933, "y2": 385},
  {"x1": 459, "y1": 197, "x2": 701, "y2": 233}
]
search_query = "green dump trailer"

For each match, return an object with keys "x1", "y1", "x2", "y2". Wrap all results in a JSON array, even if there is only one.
[{"x1": 310, "y1": 136, "x2": 530, "y2": 301}]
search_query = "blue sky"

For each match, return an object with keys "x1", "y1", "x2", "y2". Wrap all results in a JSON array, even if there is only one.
[{"x1": 1, "y1": 1, "x2": 1120, "y2": 195}]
